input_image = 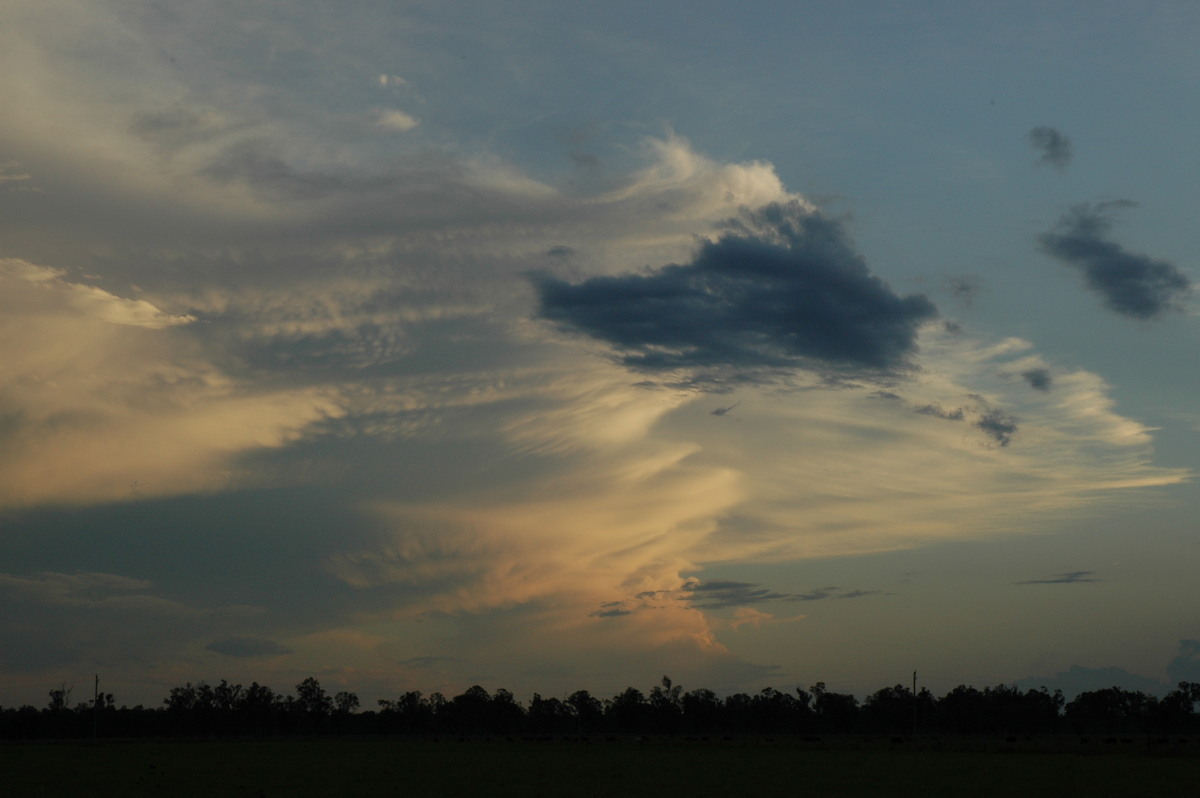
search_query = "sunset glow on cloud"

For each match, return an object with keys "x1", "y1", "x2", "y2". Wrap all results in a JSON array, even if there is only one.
[{"x1": 3, "y1": 0, "x2": 1200, "y2": 707}]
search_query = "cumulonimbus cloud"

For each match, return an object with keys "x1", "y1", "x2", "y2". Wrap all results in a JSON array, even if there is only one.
[
  {"x1": 1038, "y1": 202, "x2": 1192, "y2": 320},
  {"x1": 532, "y1": 201, "x2": 938, "y2": 386}
]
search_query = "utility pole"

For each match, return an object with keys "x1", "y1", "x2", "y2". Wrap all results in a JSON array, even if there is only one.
[
  {"x1": 93, "y1": 674, "x2": 99, "y2": 740},
  {"x1": 912, "y1": 670, "x2": 917, "y2": 735}
]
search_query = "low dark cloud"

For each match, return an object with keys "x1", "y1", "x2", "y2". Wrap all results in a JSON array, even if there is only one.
[
  {"x1": 1015, "y1": 570, "x2": 1099, "y2": 585},
  {"x1": 944, "y1": 274, "x2": 983, "y2": 306},
  {"x1": 1028, "y1": 126, "x2": 1073, "y2": 171},
  {"x1": 1039, "y1": 202, "x2": 1191, "y2": 320},
  {"x1": 916, "y1": 396, "x2": 1018, "y2": 447},
  {"x1": 205, "y1": 636, "x2": 293, "y2": 658},
  {"x1": 533, "y1": 201, "x2": 937, "y2": 386},
  {"x1": 916, "y1": 403, "x2": 965, "y2": 421},
  {"x1": 683, "y1": 579, "x2": 793, "y2": 608},
  {"x1": 976, "y1": 407, "x2": 1018, "y2": 447},
  {"x1": 1020, "y1": 368, "x2": 1053, "y2": 392},
  {"x1": 590, "y1": 607, "x2": 633, "y2": 618},
  {"x1": 681, "y1": 579, "x2": 879, "y2": 609}
]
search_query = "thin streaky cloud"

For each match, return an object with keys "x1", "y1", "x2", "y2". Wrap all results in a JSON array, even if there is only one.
[{"x1": 1015, "y1": 571, "x2": 1100, "y2": 585}]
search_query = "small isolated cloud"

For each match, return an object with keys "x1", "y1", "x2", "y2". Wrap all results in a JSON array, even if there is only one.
[
  {"x1": 1015, "y1": 570, "x2": 1100, "y2": 585},
  {"x1": 205, "y1": 636, "x2": 293, "y2": 658},
  {"x1": 944, "y1": 274, "x2": 983, "y2": 306},
  {"x1": 1039, "y1": 202, "x2": 1192, "y2": 320},
  {"x1": 533, "y1": 201, "x2": 938, "y2": 387},
  {"x1": 711, "y1": 402, "x2": 739, "y2": 416},
  {"x1": 1020, "y1": 367, "x2": 1053, "y2": 392},
  {"x1": 374, "y1": 109, "x2": 420, "y2": 132},
  {"x1": 1028, "y1": 126, "x2": 1073, "y2": 171},
  {"x1": 976, "y1": 406, "x2": 1019, "y2": 447}
]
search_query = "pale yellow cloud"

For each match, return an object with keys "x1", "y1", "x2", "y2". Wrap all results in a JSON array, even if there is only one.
[
  {"x1": 0, "y1": 260, "x2": 343, "y2": 508},
  {"x1": 373, "y1": 108, "x2": 419, "y2": 132},
  {"x1": 1, "y1": 258, "x2": 195, "y2": 329}
]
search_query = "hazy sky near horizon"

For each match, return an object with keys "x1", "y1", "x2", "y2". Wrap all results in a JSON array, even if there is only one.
[{"x1": 3, "y1": 0, "x2": 1200, "y2": 707}]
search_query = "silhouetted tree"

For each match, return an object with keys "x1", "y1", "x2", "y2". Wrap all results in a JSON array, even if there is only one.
[
  {"x1": 528, "y1": 693, "x2": 571, "y2": 734},
  {"x1": 566, "y1": 690, "x2": 604, "y2": 733},
  {"x1": 811, "y1": 682, "x2": 859, "y2": 733},
  {"x1": 489, "y1": 688, "x2": 524, "y2": 734},
  {"x1": 648, "y1": 676, "x2": 683, "y2": 733},
  {"x1": 681, "y1": 688, "x2": 721, "y2": 733},
  {"x1": 607, "y1": 687, "x2": 649, "y2": 732},
  {"x1": 1064, "y1": 687, "x2": 1154, "y2": 735}
]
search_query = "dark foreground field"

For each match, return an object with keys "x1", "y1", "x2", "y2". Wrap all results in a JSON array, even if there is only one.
[{"x1": 5, "y1": 736, "x2": 1200, "y2": 797}]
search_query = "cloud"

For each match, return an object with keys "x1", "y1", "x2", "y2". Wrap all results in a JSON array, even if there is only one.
[
  {"x1": 944, "y1": 274, "x2": 982, "y2": 306},
  {"x1": 533, "y1": 201, "x2": 938, "y2": 387},
  {"x1": 974, "y1": 404, "x2": 1019, "y2": 448},
  {"x1": 1020, "y1": 368, "x2": 1053, "y2": 392},
  {"x1": 1038, "y1": 202, "x2": 1192, "y2": 319},
  {"x1": 1, "y1": 258, "x2": 194, "y2": 329},
  {"x1": 726, "y1": 607, "x2": 806, "y2": 631},
  {"x1": 374, "y1": 109, "x2": 420, "y2": 132},
  {"x1": 1014, "y1": 665, "x2": 1166, "y2": 699},
  {"x1": 915, "y1": 394, "x2": 1018, "y2": 447},
  {"x1": 205, "y1": 636, "x2": 293, "y2": 658},
  {"x1": 1166, "y1": 639, "x2": 1200, "y2": 685},
  {"x1": 711, "y1": 402, "x2": 739, "y2": 416},
  {"x1": 1015, "y1": 570, "x2": 1100, "y2": 585},
  {"x1": 1028, "y1": 126, "x2": 1072, "y2": 171}
]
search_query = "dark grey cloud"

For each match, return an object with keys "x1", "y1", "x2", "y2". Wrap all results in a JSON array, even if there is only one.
[
  {"x1": 944, "y1": 274, "x2": 983, "y2": 306},
  {"x1": 681, "y1": 579, "x2": 879, "y2": 609},
  {"x1": 1015, "y1": 570, "x2": 1099, "y2": 585},
  {"x1": 533, "y1": 201, "x2": 938, "y2": 386},
  {"x1": 915, "y1": 396, "x2": 1018, "y2": 446},
  {"x1": 205, "y1": 636, "x2": 293, "y2": 658},
  {"x1": 711, "y1": 401, "x2": 739, "y2": 416},
  {"x1": 590, "y1": 607, "x2": 633, "y2": 618},
  {"x1": 683, "y1": 579, "x2": 793, "y2": 608},
  {"x1": 976, "y1": 407, "x2": 1018, "y2": 447},
  {"x1": 1039, "y1": 202, "x2": 1191, "y2": 320},
  {"x1": 1020, "y1": 368, "x2": 1053, "y2": 392},
  {"x1": 916, "y1": 403, "x2": 965, "y2": 421},
  {"x1": 1028, "y1": 126, "x2": 1073, "y2": 171}
]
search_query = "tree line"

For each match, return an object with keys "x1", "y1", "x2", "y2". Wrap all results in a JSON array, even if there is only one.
[{"x1": 4, "y1": 676, "x2": 1200, "y2": 740}]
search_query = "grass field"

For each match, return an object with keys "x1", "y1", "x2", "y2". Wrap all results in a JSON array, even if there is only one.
[{"x1": 4, "y1": 736, "x2": 1200, "y2": 797}]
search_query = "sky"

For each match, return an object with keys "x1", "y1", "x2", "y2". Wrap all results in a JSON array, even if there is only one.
[{"x1": 2, "y1": 0, "x2": 1200, "y2": 708}]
